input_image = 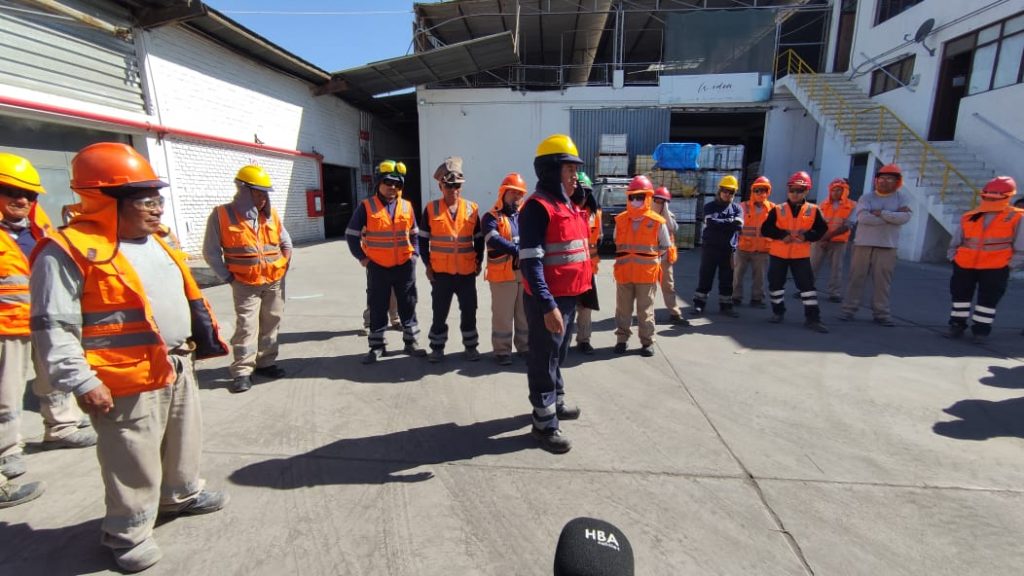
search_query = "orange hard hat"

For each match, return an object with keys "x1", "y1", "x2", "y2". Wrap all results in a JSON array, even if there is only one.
[
  {"x1": 71, "y1": 142, "x2": 167, "y2": 191},
  {"x1": 499, "y1": 172, "x2": 527, "y2": 195},
  {"x1": 750, "y1": 176, "x2": 771, "y2": 193},
  {"x1": 653, "y1": 186, "x2": 671, "y2": 201},
  {"x1": 787, "y1": 171, "x2": 812, "y2": 189},
  {"x1": 877, "y1": 164, "x2": 902, "y2": 179},
  {"x1": 981, "y1": 176, "x2": 1017, "y2": 199},
  {"x1": 627, "y1": 175, "x2": 654, "y2": 193},
  {"x1": 829, "y1": 177, "x2": 850, "y2": 191}
]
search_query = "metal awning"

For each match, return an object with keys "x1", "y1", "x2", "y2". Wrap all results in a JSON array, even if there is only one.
[{"x1": 315, "y1": 31, "x2": 518, "y2": 98}]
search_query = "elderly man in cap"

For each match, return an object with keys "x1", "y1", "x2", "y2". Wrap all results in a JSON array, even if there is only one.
[
  {"x1": 204, "y1": 165, "x2": 292, "y2": 393},
  {"x1": 420, "y1": 156, "x2": 485, "y2": 362}
]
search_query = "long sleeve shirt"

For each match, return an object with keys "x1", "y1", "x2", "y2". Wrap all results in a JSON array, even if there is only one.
[
  {"x1": 947, "y1": 211, "x2": 1024, "y2": 269},
  {"x1": 851, "y1": 190, "x2": 912, "y2": 248},
  {"x1": 344, "y1": 197, "x2": 420, "y2": 262},
  {"x1": 203, "y1": 208, "x2": 293, "y2": 283},
  {"x1": 760, "y1": 201, "x2": 829, "y2": 243},
  {"x1": 519, "y1": 185, "x2": 564, "y2": 313},
  {"x1": 701, "y1": 199, "x2": 743, "y2": 249},
  {"x1": 419, "y1": 199, "x2": 484, "y2": 271},
  {"x1": 481, "y1": 209, "x2": 520, "y2": 262}
]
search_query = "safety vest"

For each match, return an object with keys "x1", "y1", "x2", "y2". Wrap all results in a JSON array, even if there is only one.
[
  {"x1": 586, "y1": 207, "x2": 602, "y2": 275},
  {"x1": 361, "y1": 196, "x2": 415, "y2": 267},
  {"x1": 426, "y1": 198, "x2": 478, "y2": 275},
  {"x1": 521, "y1": 193, "x2": 592, "y2": 297},
  {"x1": 215, "y1": 205, "x2": 288, "y2": 286},
  {"x1": 0, "y1": 205, "x2": 53, "y2": 337},
  {"x1": 769, "y1": 202, "x2": 818, "y2": 260},
  {"x1": 613, "y1": 211, "x2": 665, "y2": 284},
  {"x1": 737, "y1": 200, "x2": 773, "y2": 253},
  {"x1": 820, "y1": 198, "x2": 856, "y2": 243},
  {"x1": 32, "y1": 231, "x2": 228, "y2": 398},
  {"x1": 485, "y1": 209, "x2": 516, "y2": 283},
  {"x1": 954, "y1": 208, "x2": 1023, "y2": 270}
]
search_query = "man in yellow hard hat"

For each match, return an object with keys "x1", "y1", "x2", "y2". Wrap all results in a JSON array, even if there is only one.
[
  {"x1": 203, "y1": 165, "x2": 292, "y2": 393},
  {"x1": 0, "y1": 152, "x2": 96, "y2": 509},
  {"x1": 692, "y1": 174, "x2": 743, "y2": 317}
]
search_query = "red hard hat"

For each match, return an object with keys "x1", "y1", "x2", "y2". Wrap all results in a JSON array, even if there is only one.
[
  {"x1": 787, "y1": 171, "x2": 812, "y2": 189},
  {"x1": 981, "y1": 176, "x2": 1017, "y2": 199},
  {"x1": 627, "y1": 175, "x2": 654, "y2": 193},
  {"x1": 750, "y1": 176, "x2": 771, "y2": 193},
  {"x1": 829, "y1": 177, "x2": 850, "y2": 191},
  {"x1": 653, "y1": 186, "x2": 671, "y2": 201},
  {"x1": 499, "y1": 172, "x2": 527, "y2": 194},
  {"x1": 71, "y1": 142, "x2": 166, "y2": 190},
  {"x1": 877, "y1": 164, "x2": 902, "y2": 178}
]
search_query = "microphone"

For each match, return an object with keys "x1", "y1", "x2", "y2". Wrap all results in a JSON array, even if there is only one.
[{"x1": 554, "y1": 517, "x2": 634, "y2": 576}]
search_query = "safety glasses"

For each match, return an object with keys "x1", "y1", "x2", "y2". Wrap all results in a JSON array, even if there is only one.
[
  {"x1": 443, "y1": 182, "x2": 462, "y2": 190},
  {"x1": 627, "y1": 194, "x2": 646, "y2": 201},
  {"x1": 129, "y1": 196, "x2": 166, "y2": 211},
  {"x1": 378, "y1": 160, "x2": 407, "y2": 176}
]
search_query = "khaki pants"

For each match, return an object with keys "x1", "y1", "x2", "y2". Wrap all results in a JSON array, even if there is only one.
[
  {"x1": 575, "y1": 305, "x2": 593, "y2": 344},
  {"x1": 733, "y1": 250, "x2": 768, "y2": 303},
  {"x1": 363, "y1": 291, "x2": 399, "y2": 327},
  {"x1": 811, "y1": 241, "x2": 848, "y2": 299},
  {"x1": 230, "y1": 279, "x2": 285, "y2": 378},
  {"x1": 93, "y1": 354, "x2": 204, "y2": 550},
  {"x1": 615, "y1": 283, "x2": 657, "y2": 346},
  {"x1": 659, "y1": 259, "x2": 681, "y2": 317},
  {"x1": 842, "y1": 245, "x2": 897, "y2": 320},
  {"x1": 489, "y1": 274, "x2": 528, "y2": 355}
]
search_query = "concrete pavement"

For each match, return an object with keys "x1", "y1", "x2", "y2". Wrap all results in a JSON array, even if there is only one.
[{"x1": 4, "y1": 240, "x2": 1024, "y2": 575}]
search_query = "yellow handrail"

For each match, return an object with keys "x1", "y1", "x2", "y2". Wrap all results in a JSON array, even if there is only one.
[{"x1": 775, "y1": 49, "x2": 979, "y2": 206}]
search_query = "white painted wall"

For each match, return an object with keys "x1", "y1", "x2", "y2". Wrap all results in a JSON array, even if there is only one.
[
  {"x1": 955, "y1": 83, "x2": 1024, "y2": 177},
  {"x1": 813, "y1": 127, "x2": 852, "y2": 204},
  {"x1": 760, "y1": 99, "x2": 820, "y2": 204}
]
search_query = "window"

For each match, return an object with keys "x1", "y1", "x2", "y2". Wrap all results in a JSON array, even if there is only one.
[
  {"x1": 870, "y1": 55, "x2": 915, "y2": 96},
  {"x1": 966, "y1": 13, "x2": 1024, "y2": 95},
  {"x1": 875, "y1": 0, "x2": 923, "y2": 25}
]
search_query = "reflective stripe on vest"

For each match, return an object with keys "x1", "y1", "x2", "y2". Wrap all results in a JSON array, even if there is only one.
[
  {"x1": 0, "y1": 205, "x2": 52, "y2": 336},
  {"x1": 588, "y1": 208, "x2": 602, "y2": 274},
  {"x1": 521, "y1": 193, "x2": 592, "y2": 297},
  {"x1": 769, "y1": 203, "x2": 817, "y2": 260},
  {"x1": 954, "y1": 208, "x2": 1023, "y2": 270},
  {"x1": 821, "y1": 199, "x2": 855, "y2": 243},
  {"x1": 361, "y1": 197, "x2": 415, "y2": 267},
  {"x1": 428, "y1": 199, "x2": 478, "y2": 275},
  {"x1": 613, "y1": 212, "x2": 664, "y2": 284},
  {"x1": 485, "y1": 210, "x2": 515, "y2": 283},
  {"x1": 737, "y1": 200, "x2": 772, "y2": 253},
  {"x1": 215, "y1": 205, "x2": 287, "y2": 286}
]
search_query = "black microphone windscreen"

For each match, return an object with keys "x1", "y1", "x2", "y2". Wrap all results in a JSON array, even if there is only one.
[{"x1": 553, "y1": 517, "x2": 634, "y2": 576}]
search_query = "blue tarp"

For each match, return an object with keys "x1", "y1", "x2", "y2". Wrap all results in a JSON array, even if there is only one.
[{"x1": 653, "y1": 143, "x2": 701, "y2": 170}]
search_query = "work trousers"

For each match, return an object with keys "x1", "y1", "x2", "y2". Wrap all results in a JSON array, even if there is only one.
[
  {"x1": 768, "y1": 256, "x2": 820, "y2": 321},
  {"x1": 229, "y1": 279, "x2": 285, "y2": 378},
  {"x1": 575, "y1": 305, "x2": 593, "y2": 344},
  {"x1": 811, "y1": 241, "x2": 848, "y2": 299},
  {"x1": 428, "y1": 273, "x2": 479, "y2": 351},
  {"x1": 0, "y1": 336, "x2": 82, "y2": 483},
  {"x1": 366, "y1": 260, "x2": 420, "y2": 351},
  {"x1": 525, "y1": 294, "x2": 576, "y2": 432},
  {"x1": 842, "y1": 246, "x2": 897, "y2": 321},
  {"x1": 949, "y1": 263, "x2": 1009, "y2": 336},
  {"x1": 93, "y1": 354, "x2": 204, "y2": 550},
  {"x1": 615, "y1": 283, "x2": 657, "y2": 346},
  {"x1": 733, "y1": 250, "x2": 768, "y2": 304},
  {"x1": 659, "y1": 259, "x2": 681, "y2": 317},
  {"x1": 489, "y1": 273, "x2": 528, "y2": 355},
  {"x1": 363, "y1": 289, "x2": 399, "y2": 328},
  {"x1": 694, "y1": 245, "x2": 735, "y2": 310}
]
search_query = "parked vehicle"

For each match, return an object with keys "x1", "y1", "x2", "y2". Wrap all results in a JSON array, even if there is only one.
[{"x1": 595, "y1": 176, "x2": 631, "y2": 253}]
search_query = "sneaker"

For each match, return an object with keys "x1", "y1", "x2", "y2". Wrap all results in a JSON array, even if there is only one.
[
  {"x1": 465, "y1": 347, "x2": 481, "y2": 361},
  {"x1": 253, "y1": 365, "x2": 286, "y2": 379},
  {"x1": 576, "y1": 341, "x2": 595, "y2": 354},
  {"x1": 639, "y1": 345, "x2": 655, "y2": 357},
  {"x1": 828, "y1": 295, "x2": 842, "y2": 303},
  {"x1": 427, "y1": 349, "x2": 444, "y2": 363},
  {"x1": 531, "y1": 426, "x2": 572, "y2": 454},
  {"x1": 750, "y1": 300, "x2": 766, "y2": 309},
  {"x1": 720, "y1": 308, "x2": 739, "y2": 318},
  {"x1": 361, "y1": 348, "x2": 385, "y2": 365},
  {"x1": 945, "y1": 324, "x2": 967, "y2": 339},
  {"x1": 112, "y1": 538, "x2": 163, "y2": 573},
  {"x1": 495, "y1": 354, "x2": 512, "y2": 366},
  {"x1": 838, "y1": 312, "x2": 854, "y2": 321},
  {"x1": 230, "y1": 375, "x2": 252, "y2": 393},
  {"x1": 43, "y1": 428, "x2": 97, "y2": 450},
  {"x1": 556, "y1": 404, "x2": 581, "y2": 420},
  {"x1": 0, "y1": 455, "x2": 25, "y2": 480},
  {"x1": 669, "y1": 314, "x2": 690, "y2": 326},
  {"x1": 403, "y1": 342, "x2": 427, "y2": 357},
  {"x1": 768, "y1": 314, "x2": 784, "y2": 324},
  {"x1": 805, "y1": 320, "x2": 829, "y2": 333},
  {"x1": 613, "y1": 342, "x2": 627, "y2": 354},
  {"x1": 159, "y1": 490, "x2": 229, "y2": 519},
  {"x1": 0, "y1": 480, "x2": 45, "y2": 509},
  {"x1": 874, "y1": 317, "x2": 896, "y2": 327}
]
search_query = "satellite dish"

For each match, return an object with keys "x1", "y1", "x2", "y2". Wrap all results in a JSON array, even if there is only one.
[{"x1": 906, "y1": 19, "x2": 937, "y2": 56}]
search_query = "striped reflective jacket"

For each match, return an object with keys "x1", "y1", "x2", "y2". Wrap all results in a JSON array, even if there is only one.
[
  {"x1": 613, "y1": 210, "x2": 665, "y2": 284},
  {"x1": 215, "y1": 205, "x2": 288, "y2": 285},
  {"x1": 0, "y1": 204, "x2": 52, "y2": 337},
  {"x1": 954, "y1": 207, "x2": 1023, "y2": 269}
]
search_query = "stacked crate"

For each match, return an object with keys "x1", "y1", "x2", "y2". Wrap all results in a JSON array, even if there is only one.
[
  {"x1": 596, "y1": 133, "x2": 629, "y2": 176},
  {"x1": 637, "y1": 154, "x2": 698, "y2": 249}
]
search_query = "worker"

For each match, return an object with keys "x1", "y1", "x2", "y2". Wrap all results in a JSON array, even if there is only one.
[
  {"x1": 482, "y1": 172, "x2": 529, "y2": 365},
  {"x1": 840, "y1": 164, "x2": 912, "y2": 327},
  {"x1": 30, "y1": 142, "x2": 230, "y2": 572},
  {"x1": 519, "y1": 134, "x2": 591, "y2": 454},
  {"x1": 574, "y1": 171, "x2": 603, "y2": 354},
  {"x1": 946, "y1": 176, "x2": 1024, "y2": 341},
  {"x1": 203, "y1": 165, "x2": 291, "y2": 393},
  {"x1": 612, "y1": 175, "x2": 675, "y2": 356},
  {"x1": 651, "y1": 185, "x2": 687, "y2": 325},
  {"x1": 760, "y1": 171, "x2": 829, "y2": 333},
  {"x1": 421, "y1": 157, "x2": 485, "y2": 362},
  {"x1": 812, "y1": 177, "x2": 857, "y2": 302},
  {"x1": 692, "y1": 175, "x2": 742, "y2": 317},
  {"x1": 733, "y1": 176, "x2": 773, "y2": 308},
  {"x1": 346, "y1": 160, "x2": 427, "y2": 363}
]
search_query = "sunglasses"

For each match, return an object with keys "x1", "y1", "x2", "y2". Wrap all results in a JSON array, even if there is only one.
[
  {"x1": 719, "y1": 189, "x2": 737, "y2": 195},
  {"x1": 0, "y1": 188, "x2": 39, "y2": 202},
  {"x1": 627, "y1": 194, "x2": 646, "y2": 201},
  {"x1": 752, "y1": 187, "x2": 769, "y2": 194},
  {"x1": 381, "y1": 180, "x2": 403, "y2": 188},
  {"x1": 378, "y1": 160, "x2": 407, "y2": 176},
  {"x1": 788, "y1": 188, "x2": 808, "y2": 194},
  {"x1": 129, "y1": 196, "x2": 165, "y2": 211},
  {"x1": 443, "y1": 182, "x2": 462, "y2": 190},
  {"x1": 653, "y1": 198, "x2": 667, "y2": 203}
]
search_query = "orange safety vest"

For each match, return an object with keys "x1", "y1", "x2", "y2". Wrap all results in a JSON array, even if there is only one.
[
  {"x1": 426, "y1": 198, "x2": 479, "y2": 275},
  {"x1": 0, "y1": 205, "x2": 53, "y2": 337},
  {"x1": 32, "y1": 231, "x2": 228, "y2": 397},
  {"x1": 820, "y1": 198, "x2": 856, "y2": 243},
  {"x1": 737, "y1": 200, "x2": 773, "y2": 253},
  {"x1": 769, "y1": 202, "x2": 818, "y2": 260},
  {"x1": 587, "y1": 207, "x2": 602, "y2": 275},
  {"x1": 485, "y1": 209, "x2": 516, "y2": 283},
  {"x1": 613, "y1": 211, "x2": 665, "y2": 284},
  {"x1": 954, "y1": 208, "x2": 1023, "y2": 270},
  {"x1": 361, "y1": 196, "x2": 416, "y2": 267},
  {"x1": 215, "y1": 205, "x2": 288, "y2": 286}
]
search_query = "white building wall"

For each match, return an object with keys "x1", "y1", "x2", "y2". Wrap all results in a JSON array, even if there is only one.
[
  {"x1": 955, "y1": 83, "x2": 1024, "y2": 176},
  {"x1": 760, "y1": 99, "x2": 819, "y2": 205}
]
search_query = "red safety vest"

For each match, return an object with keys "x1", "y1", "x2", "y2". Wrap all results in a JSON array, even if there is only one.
[
  {"x1": 769, "y1": 202, "x2": 818, "y2": 260},
  {"x1": 954, "y1": 207, "x2": 1023, "y2": 269},
  {"x1": 522, "y1": 193, "x2": 592, "y2": 297}
]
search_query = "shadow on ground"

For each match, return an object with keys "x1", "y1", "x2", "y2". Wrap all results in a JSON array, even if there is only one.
[
  {"x1": 934, "y1": 365, "x2": 1024, "y2": 441},
  {"x1": 0, "y1": 518, "x2": 109, "y2": 576}
]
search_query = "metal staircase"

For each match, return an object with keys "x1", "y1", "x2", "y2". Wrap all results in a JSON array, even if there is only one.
[{"x1": 774, "y1": 50, "x2": 996, "y2": 236}]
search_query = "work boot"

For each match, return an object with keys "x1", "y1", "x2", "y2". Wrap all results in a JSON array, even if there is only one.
[
  {"x1": 720, "y1": 307, "x2": 739, "y2": 318},
  {"x1": 944, "y1": 324, "x2": 967, "y2": 339},
  {"x1": 750, "y1": 300, "x2": 766, "y2": 309},
  {"x1": 669, "y1": 314, "x2": 690, "y2": 326},
  {"x1": 874, "y1": 317, "x2": 896, "y2": 328},
  {"x1": 403, "y1": 342, "x2": 427, "y2": 357},
  {"x1": 0, "y1": 480, "x2": 45, "y2": 509},
  {"x1": 427, "y1": 349, "x2": 444, "y2": 363},
  {"x1": 113, "y1": 538, "x2": 163, "y2": 573},
  {"x1": 253, "y1": 365, "x2": 286, "y2": 379},
  {"x1": 805, "y1": 320, "x2": 829, "y2": 333},
  {"x1": 688, "y1": 306, "x2": 704, "y2": 317},
  {"x1": 768, "y1": 314, "x2": 784, "y2": 324},
  {"x1": 230, "y1": 375, "x2": 252, "y2": 393},
  {"x1": 613, "y1": 342, "x2": 627, "y2": 354},
  {"x1": 639, "y1": 345, "x2": 655, "y2": 357},
  {"x1": 0, "y1": 454, "x2": 26, "y2": 479},
  {"x1": 970, "y1": 332, "x2": 989, "y2": 345},
  {"x1": 43, "y1": 428, "x2": 97, "y2": 450},
  {"x1": 159, "y1": 490, "x2": 229, "y2": 519},
  {"x1": 495, "y1": 354, "x2": 512, "y2": 366},
  {"x1": 464, "y1": 347, "x2": 481, "y2": 361},
  {"x1": 556, "y1": 403, "x2": 581, "y2": 420},
  {"x1": 361, "y1": 348, "x2": 385, "y2": 364},
  {"x1": 576, "y1": 341, "x2": 595, "y2": 354},
  {"x1": 838, "y1": 311, "x2": 854, "y2": 321},
  {"x1": 531, "y1": 427, "x2": 572, "y2": 454}
]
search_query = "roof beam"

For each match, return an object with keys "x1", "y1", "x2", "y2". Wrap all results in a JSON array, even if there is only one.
[{"x1": 136, "y1": 2, "x2": 208, "y2": 30}]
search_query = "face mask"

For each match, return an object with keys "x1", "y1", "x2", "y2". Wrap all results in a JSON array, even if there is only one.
[{"x1": 630, "y1": 199, "x2": 645, "y2": 209}]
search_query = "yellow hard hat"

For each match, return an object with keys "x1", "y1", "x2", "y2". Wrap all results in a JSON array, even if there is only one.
[
  {"x1": 718, "y1": 175, "x2": 739, "y2": 191},
  {"x1": 535, "y1": 134, "x2": 583, "y2": 164},
  {"x1": 0, "y1": 152, "x2": 46, "y2": 195},
  {"x1": 235, "y1": 165, "x2": 273, "y2": 191}
]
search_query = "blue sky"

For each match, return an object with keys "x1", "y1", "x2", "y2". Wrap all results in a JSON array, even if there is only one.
[{"x1": 203, "y1": 1, "x2": 441, "y2": 72}]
